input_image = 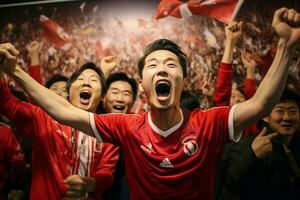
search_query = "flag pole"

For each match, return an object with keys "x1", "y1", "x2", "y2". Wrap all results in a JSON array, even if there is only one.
[{"x1": 230, "y1": 0, "x2": 245, "y2": 23}]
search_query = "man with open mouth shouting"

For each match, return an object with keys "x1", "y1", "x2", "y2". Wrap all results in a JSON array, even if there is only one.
[
  {"x1": 0, "y1": 7, "x2": 300, "y2": 200},
  {"x1": 0, "y1": 62, "x2": 119, "y2": 200}
]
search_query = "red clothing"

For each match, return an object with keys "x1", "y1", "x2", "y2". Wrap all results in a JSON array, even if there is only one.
[
  {"x1": 214, "y1": 62, "x2": 258, "y2": 135},
  {"x1": 89, "y1": 106, "x2": 237, "y2": 200},
  {"x1": 0, "y1": 123, "x2": 25, "y2": 196},
  {"x1": 0, "y1": 81, "x2": 119, "y2": 200},
  {"x1": 244, "y1": 78, "x2": 256, "y2": 101},
  {"x1": 28, "y1": 65, "x2": 42, "y2": 84},
  {"x1": 213, "y1": 62, "x2": 233, "y2": 106}
]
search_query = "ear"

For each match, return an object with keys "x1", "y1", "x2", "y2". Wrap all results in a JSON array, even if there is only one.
[
  {"x1": 183, "y1": 77, "x2": 190, "y2": 90},
  {"x1": 262, "y1": 117, "x2": 269, "y2": 123},
  {"x1": 138, "y1": 79, "x2": 144, "y2": 92}
]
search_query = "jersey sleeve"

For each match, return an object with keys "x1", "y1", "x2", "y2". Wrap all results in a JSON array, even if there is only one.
[
  {"x1": 193, "y1": 105, "x2": 241, "y2": 155},
  {"x1": 0, "y1": 80, "x2": 48, "y2": 137},
  {"x1": 244, "y1": 78, "x2": 256, "y2": 100},
  {"x1": 90, "y1": 143, "x2": 119, "y2": 198},
  {"x1": 213, "y1": 62, "x2": 233, "y2": 106},
  {"x1": 28, "y1": 64, "x2": 43, "y2": 84},
  {"x1": 89, "y1": 113, "x2": 131, "y2": 145}
]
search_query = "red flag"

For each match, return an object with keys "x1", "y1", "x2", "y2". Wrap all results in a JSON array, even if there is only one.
[
  {"x1": 155, "y1": 0, "x2": 182, "y2": 19},
  {"x1": 156, "y1": 0, "x2": 244, "y2": 24},
  {"x1": 39, "y1": 15, "x2": 72, "y2": 50}
]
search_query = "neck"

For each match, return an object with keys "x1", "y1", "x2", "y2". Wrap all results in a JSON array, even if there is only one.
[{"x1": 150, "y1": 106, "x2": 182, "y2": 131}]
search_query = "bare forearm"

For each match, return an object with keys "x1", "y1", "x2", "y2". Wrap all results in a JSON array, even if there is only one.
[
  {"x1": 30, "y1": 53, "x2": 39, "y2": 66},
  {"x1": 7, "y1": 66, "x2": 76, "y2": 123},
  {"x1": 235, "y1": 39, "x2": 292, "y2": 132},
  {"x1": 222, "y1": 39, "x2": 235, "y2": 64},
  {"x1": 252, "y1": 39, "x2": 291, "y2": 115}
]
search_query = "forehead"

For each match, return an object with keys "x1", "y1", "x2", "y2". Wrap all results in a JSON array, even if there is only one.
[
  {"x1": 273, "y1": 100, "x2": 299, "y2": 109},
  {"x1": 145, "y1": 50, "x2": 180, "y2": 63},
  {"x1": 50, "y1": 81, "x2": 67, "y2": 88},
  {"x1": 232, "y1": 89, "x2": 244, "y2": 96},
  {"x1": 79, "y1": 69, "x2": 100, "y2": 78},
  {"x1": 108, "y1": 80, "x2": 132, "y2": 91}
]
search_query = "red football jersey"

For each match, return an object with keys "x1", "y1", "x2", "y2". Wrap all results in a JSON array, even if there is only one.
[
  {"x1": 0, "y1": 82, "x2": 119, "y2": 200},
  {"x1": 0, "y1": 123, "x2": 25, "y2": 195},
  {"x1": 89, "y1": 105, "x2": 237, "y2": 200}
]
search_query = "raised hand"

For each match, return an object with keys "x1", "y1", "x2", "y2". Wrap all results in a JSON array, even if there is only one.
[
  {"x1": 222, "y1": 21, "x2": 243, "y2": 64},
  {"x1": 0, "y1": 43, "x2": 19, "y2": 74},
  {"x1": 272, "y1": 8, "x2": 300, "y2": 49},
  {"x1": 251, "y1": 127, "x2": 278, "y2": 159},
  {"x1": 26, "y1": 41, "x2": 40, "y2": 55},
  {"x1": 100, "y1": 56, "x2": 118, "y2": 77},
  {"x1": 26, "y1": 41, "x2": 41, "y2": 66},
  {"x1": 201, "y1": 72, "x2": 216, "y2": 98},
  {"x1": 241, "y1": 50, "x2": 257, "y2": 78},
  {"x1": 225, "y1": 21, "x2": 243, "y2": 43}
]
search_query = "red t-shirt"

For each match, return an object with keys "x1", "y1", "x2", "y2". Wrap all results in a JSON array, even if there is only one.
[
  {"x1": 0, "y1": 82, "x2": 119, "y2": 200},
  {"x1": 89, "y1": 106, "x2": 237, "y2": 200},
  {"x1": 0, "y1": 124, "x2": 25, "y2": 195}
]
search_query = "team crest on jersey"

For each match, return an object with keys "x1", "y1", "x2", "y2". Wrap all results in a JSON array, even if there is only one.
[{"x1": 182, "y1": 135, "x2": 198, "y2": 156}]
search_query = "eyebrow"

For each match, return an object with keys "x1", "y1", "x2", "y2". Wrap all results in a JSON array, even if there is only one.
[
  {"x1": 110, "y1": 87, "x2": 132, "y2": 93},
  {"x1": 145, "y1": 57, "x2": 177, "y2": 63},
  {"x1": 79, "y1": 74, "x2": 100, "y2": 79},
  {"x1": 274, "y1": 106, "x2": 298, "y2": 109}
]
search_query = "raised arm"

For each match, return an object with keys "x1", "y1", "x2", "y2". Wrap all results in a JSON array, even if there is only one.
[
  {"x1": 241, "y1": 50, "x2": 257, "y2": 99},
  {"x1": 214, "y1": 21, "x2": 242, "y2": 106},
  {"x1": 27, "y1": 41, "x2": 42, "y2": 84},
  {"x1": 233, "y1": 8, "x2": 300, "y2": 134},
  {"x1": 0, "y1": 43, "x2": 93, "y2": 136}
]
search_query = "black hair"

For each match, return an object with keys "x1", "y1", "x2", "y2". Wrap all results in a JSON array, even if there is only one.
[
  {"x1": 279, "y1": 87, "x2": 300, "y2": 108},
  {"x1": 180, "y1": 90, "x2": 200, "y2": 111},
  {"x1": 66, "y1": 62, "x2": 106, "y2": 95},
  {"x1": 138, "y1": 39, "x2": 188, "y2": 78},
  {"x1": 106, "y1": 72, "x2": 138, "y2": 102},
  {"x1": 45, "y1": 74, "x2": 68, "y2": 89}
]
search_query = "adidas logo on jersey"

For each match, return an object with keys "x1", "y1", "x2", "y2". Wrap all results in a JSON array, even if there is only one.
[{"x1": 159, "y1": 158, "x2": 174, "y2": 168}]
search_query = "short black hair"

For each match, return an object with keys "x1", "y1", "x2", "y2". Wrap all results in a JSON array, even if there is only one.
[
  {"x1": 180, "y1": 90, "x2": 200, "y2": 111},
  {"x1": 138, "y1": 39, "x2": 188, "y2": 78},
  {"x1": 45, "y1": 74, "x2": 68, "y2": 89},
  {"x1": 66, "y1": 62, "x2": 106, "y2": 95},
  {"x1": 106, "y1": 72, "x2": 138, "y2": 102},
  {"x1": 279, "y1": 87, "x2": 300, "y2": 108}
]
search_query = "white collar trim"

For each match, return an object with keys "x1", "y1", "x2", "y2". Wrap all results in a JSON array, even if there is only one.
[{"x1": 148, "y1": 109, "x2": 184, "y2": 137}]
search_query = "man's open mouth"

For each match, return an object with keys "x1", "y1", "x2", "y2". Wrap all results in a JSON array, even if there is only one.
[
  {"x1": 112, "y1": 104, "x2": 126, "y2": 111},
  {"x1": 156, "y1": 80, "x2": 171, "y2": 100},
  {"x1": 80, "y1": 90, "x2": 92, "y2": 105}
]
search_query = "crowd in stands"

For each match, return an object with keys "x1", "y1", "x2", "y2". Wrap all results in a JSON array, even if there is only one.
[{"x1": 0, "y1": 0, "x2": 299, "y2": 199}]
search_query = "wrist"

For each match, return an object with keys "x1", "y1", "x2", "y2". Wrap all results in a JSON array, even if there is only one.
[{"x1": 30, "y1": 53, "x2": 40, "y2": 66}]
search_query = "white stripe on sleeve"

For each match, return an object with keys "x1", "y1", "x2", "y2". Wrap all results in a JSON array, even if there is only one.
[
  {"x1": 89, "y1": 112, "x2": 103, "y2": 142},
  {"x1": 228, "y1": 104, "x2": 242, "y2": 142}
]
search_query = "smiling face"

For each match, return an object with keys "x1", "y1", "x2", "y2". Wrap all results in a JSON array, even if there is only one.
[
  {"x1": 265, "y1": 100, "x2": 299, "y2": 138},
  {"x1": 68, "y1": 69, "x2": 102, "y2": 112},
  {"x1": 141, "y1": 50, "x2": 185, "y2": 111},
  {"x1": 103, "y1": 80, "x2": 134, "y2": 114}
]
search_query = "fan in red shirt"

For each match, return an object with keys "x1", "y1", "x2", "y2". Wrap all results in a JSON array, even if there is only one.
[
  {"x1": 0, "y1": 8, "x2": 300, "y2": 200},
  {"x1": 0, "y1": 123, "x2": 25, "y2": 200},
  {"x1": 0, "y1": 62, "x2": 119, "y2": 200}
]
